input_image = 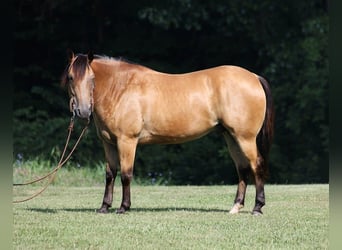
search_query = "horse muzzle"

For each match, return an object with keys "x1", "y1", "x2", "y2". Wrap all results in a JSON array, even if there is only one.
[
  {"x1": 75, "y1": 106, "x2": 92, "y2": 119},
  {"x1": 70, "y1": 96, "x2": 92, "y2": 119}
]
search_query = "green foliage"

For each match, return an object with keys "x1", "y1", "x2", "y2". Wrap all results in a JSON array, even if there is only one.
[
  {"x1": 263, "y1": 13, "x2": 328, "y2": 183},
  {"x1": 13, "y1": 107, "x2": 65, "y2": 159},
  {"x1": 13, "y1": 0, "x2": 328, "y2": 184}
]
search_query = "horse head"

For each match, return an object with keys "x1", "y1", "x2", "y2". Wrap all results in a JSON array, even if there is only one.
[{"x1": 62, "y1": 51, "x2": 95, "y2": 119}]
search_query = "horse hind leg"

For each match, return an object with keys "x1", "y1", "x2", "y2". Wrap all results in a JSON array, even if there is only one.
[
  {"x1": 238, "y1": 138, "x2": 266, "y2": 215},
  {"x1": 252, "y1": 155, "x2": 266, "y2": 215},
  {"x1": 224, "y1": 132, "x2": 265, "y2": 215},
  {"x1": 230, "y1": 166, "x2": 250, "y2": 214},
  {"x1": 223, "y1": 132, "x2": 250, "y2": 214}
]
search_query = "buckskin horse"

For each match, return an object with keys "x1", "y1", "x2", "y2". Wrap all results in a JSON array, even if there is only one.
[{"x1": 61, "y1": 52, "x2": 274, "y2": 215}]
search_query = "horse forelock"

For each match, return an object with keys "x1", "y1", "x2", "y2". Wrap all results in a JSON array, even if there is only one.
[
  {"x1": 70, "y1": 54, "x2": 90, "y2": 81},
  {"x1": 61, "y1": 54, "x2": 92, "y2": 88}
]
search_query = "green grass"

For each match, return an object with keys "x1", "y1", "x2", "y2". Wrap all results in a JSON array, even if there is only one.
[
  {"x1": 13, "y1": 158, "x2": 162, "y2": 186},
  {"x1": 13, "y1": 159, "x2": 106, "y2": 187},
  {"x1": 13, "y1": 183, "x2": 328, "y2": 249}
]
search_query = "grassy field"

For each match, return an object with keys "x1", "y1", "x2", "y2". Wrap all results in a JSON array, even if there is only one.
[{"x1": 13, "y1": 183, "x2": 328, "y2": 249}]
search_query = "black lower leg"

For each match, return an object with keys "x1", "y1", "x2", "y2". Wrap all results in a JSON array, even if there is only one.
[
  {"x1": 97, "y1": 164, "x2": 116, "y2": 213},
  {"x1": 234, "y1": 168, "x2": 250, "y2": 206},
  {"x1": 252, "y1": 176, "x2": 265, "y2": 215},
  {"x1": 117, "y1": 173, "x2": 132, "y2": 214}
]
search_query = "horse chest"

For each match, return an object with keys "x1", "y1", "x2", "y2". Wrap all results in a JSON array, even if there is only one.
[{"x1": 99, "y1": 129, "x2": 114, "y2": 143}]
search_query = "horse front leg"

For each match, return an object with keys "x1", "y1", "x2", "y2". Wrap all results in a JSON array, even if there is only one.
[
  {"x1": 116, "y1": 171, "x2": 133, "y2": 213},
  {"x1": 97, "y1": 163, "x2": 117, "y2": 213},
  {"x1": 97, "y1": 142, "x2": 119, "y2": 213},
  {"x1": 116, "y1": 138, "x2": 138, "y2": 214}
]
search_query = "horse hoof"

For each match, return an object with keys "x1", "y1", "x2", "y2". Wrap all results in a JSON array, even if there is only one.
[
  {"x1": 97, "y1": 208, "x2": 109, "y2": 213},
  {"x1": 229, "y1": 204, "x2": 243, "y2": 214},
  {"x1": 252, "y1": 210, "x2": 263, "y2": 216},
  {"x1": 116, "y1": 207, "x2": 129, "y2": 214},
  {"x1": 116, "y1": 208, "x2": 125, "y2": 214},
  {"x1": 229, "y1": 208, "x2": 239, "y2": 214}
]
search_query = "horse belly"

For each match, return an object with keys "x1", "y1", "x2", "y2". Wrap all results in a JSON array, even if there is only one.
[
  {"x1": 138, "y1": 128, "x2": 216, "y2": 144},
  {"x1": 138, "y1": 113, "x2": 218, "y2": 144}
]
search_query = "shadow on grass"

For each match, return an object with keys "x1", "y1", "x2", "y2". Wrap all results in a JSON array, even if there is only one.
[
  {"x1": 26, "y1": 207, "x2": 252, "y2": 214},
  {"x1": 130, "y1": 207, "x2": 228, "y2": 213},
  {"x1": 26, "y1": 208, "x2": 96, "y2": 213},
  {"x1": 131, "y1": 208, "x2": 252, "y2": 215},
  {"x1": 26, "y1": 208, "x2": 59, "y2": 213}
]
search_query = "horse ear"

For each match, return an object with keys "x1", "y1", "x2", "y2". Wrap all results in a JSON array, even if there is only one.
[
  {"x1": 88, "y1": 51, "x2": 94, "y2": 64},
  {"x1": 66, "y1": 49, "x2": 74, "y2": 62}
]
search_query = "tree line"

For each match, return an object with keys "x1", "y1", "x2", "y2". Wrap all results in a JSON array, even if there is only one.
[{"x1": 14, "y1": 0, "x2": 328, "y2": 184}]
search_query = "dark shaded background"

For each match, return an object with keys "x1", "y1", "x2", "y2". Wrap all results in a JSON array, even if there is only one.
[{"x1": 14, "y1": 0, "x2": 328, "y2": 184}]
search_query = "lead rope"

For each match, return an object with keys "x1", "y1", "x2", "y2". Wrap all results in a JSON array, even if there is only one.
[{"x1": 13, "y1": 115, "x2": 89, "y2": 203}]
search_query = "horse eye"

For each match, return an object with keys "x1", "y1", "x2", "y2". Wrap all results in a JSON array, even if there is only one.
[{"x1": 68, "y1": 75, "x2": 73, "y2": 82}]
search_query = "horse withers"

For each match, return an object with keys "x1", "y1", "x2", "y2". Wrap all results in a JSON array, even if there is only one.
[{"x1": 61, "y1": 51, "x2": 274, "y2": 215}]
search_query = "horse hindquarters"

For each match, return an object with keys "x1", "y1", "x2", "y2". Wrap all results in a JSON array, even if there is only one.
[
  {"x1": 223, "y1": 132, "x2": 262, "y2": 214},
  {"x1": 221, "y1": 75, "x2": 274, "y2": 215}
]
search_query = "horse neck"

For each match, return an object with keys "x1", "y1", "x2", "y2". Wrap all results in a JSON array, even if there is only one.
[{"x1": 90, "y1": 59, "x2": 141, "y2": 110}]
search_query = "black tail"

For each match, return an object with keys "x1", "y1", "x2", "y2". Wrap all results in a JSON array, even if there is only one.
[{"x1": 256, "y1": 76, "x2": 275, "y2": 180}]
